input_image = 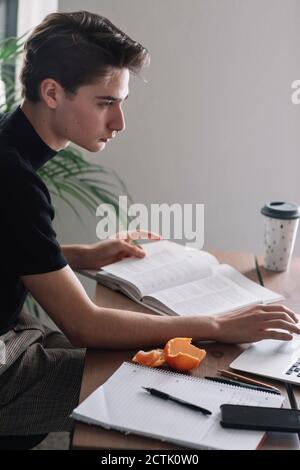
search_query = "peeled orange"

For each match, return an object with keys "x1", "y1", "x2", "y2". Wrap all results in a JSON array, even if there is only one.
[
  {"x1": 132, "y1": 348, "x2": 165, "y2": 367},
  {"x1": 132, "y1": 338, "x2": 206, "y2": 371},
  {"x1": 164, "y1": 337, "x2": 206, "y2": 371}
]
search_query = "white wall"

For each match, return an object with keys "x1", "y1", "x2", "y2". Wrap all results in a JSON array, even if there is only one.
[
  {"x1": 53, "y1": 1, "x2": 300, "y2": 257},
  {"x1": 17, "y1": 0, "x2": 58, "y2": 36}
]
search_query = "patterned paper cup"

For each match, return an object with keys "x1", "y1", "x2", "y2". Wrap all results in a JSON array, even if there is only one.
[{"x1": 261, "y1": 202, "x2": 300, "y2": 272}]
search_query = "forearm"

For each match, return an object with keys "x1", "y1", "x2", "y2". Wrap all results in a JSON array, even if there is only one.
[
  {"x1": 61, "y1": 244, "x2": 90, "y2": 270},
  {"x1": 77, "y1": 307, "x2": 218, "y2": 349},
  {"x1": 22, "y1": 265, "x2": 218, "y2": 350},
  {"x1": 22, "y1": 265, "x2": 300, "y2": 349}
]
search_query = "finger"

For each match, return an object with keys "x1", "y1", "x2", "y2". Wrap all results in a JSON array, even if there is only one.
[
  {"x1": 259, "y1": 304, "x2": 298, "y2": 322},
  {"x1": 126, "y1": 230, "x2": 162, "y2": 241},
  {"x1": 262, "y1": 319, "x2": 300, "y2": 334},
  {"x1": 129, "y1": 241, "x2": 145, "y2": 251},
  {"x1": 120, "y1": 241, "x2": 146, "y2": 258},
  {"x1": 125, "y1": 239, "x2": 146, "y2": 252},
  {"x1": 260, "y1": 311, "x2": 298, "y2": 324},
  {"x1": 259, "y1": 330, "x2": 293, "y2": 341},
  {"x1": 109, "y1": 231, "x2": 128, "y2": 240}
]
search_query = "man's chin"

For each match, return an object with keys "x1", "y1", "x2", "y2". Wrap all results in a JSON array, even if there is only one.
[{"x1": 78, "y1": 141, "x2": 106, "y2": 152}]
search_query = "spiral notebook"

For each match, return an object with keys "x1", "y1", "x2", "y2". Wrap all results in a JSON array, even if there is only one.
[{"x1": 71, "y1": 362, "x2": 284, "y2": 450}]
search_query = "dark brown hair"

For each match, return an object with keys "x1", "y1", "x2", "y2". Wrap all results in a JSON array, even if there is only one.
[{"x1": 20, "y1": 10, "x2": 150, "y2": 102}]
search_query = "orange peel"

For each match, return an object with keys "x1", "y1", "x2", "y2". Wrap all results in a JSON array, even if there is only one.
[
  {"x1": 132, "y1": 338, "x2": 206, "y2": 371},
  {"x1": 132, "y1": 348, "x2": 165, "y2": 367},
  {"x1": 164, "y1": 337, "x2": 206, "y2": 371}
]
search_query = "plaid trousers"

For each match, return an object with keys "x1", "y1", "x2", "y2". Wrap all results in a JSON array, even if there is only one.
[{"x1": 0, "y1": 312, "x2": 85, "y2": 436}]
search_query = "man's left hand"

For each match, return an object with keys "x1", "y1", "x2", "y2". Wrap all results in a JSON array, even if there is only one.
[{"x1": 81, "y1": 230, "x2": 161, "y2": 270}]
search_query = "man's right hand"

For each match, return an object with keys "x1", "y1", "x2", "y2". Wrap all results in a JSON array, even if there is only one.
[{"x1": 213, "y1": 304, "x2": 300, "y2": 343}]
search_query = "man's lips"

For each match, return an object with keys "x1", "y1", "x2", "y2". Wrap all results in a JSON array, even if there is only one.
[{"x1": 99, "y1": 136, "x2": 114, "y2": 142}]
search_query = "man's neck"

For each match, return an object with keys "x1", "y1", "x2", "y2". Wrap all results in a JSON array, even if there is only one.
[{"x1": 21, "y1": 100, "x2": 69, "y2": 151}]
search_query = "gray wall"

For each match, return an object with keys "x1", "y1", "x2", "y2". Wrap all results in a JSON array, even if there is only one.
[{"x1": 57, "y1": 0, "x2": 300, "y2": 258}]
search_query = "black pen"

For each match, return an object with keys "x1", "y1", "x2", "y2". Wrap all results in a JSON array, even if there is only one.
[
  {"x1": 204, "y1": 376, "x2": 281, "y2": 395},
  {"x1": 142, "y1": 387, "x2": 212, "y2": 415}
]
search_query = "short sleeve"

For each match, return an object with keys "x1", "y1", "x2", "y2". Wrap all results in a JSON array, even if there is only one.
[{"x1": 2, "y1": 164, "x2": 67, "y2": 276}]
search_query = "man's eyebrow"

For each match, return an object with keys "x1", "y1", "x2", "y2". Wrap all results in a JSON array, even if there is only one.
[{"x1": 95, "y1": 94, "x2": 129, "y2": 102}]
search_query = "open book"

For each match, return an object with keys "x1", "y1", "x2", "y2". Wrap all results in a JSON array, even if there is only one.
[
  {"x1": 96, "y1": 240, "x2": 283, "y2": 316},
  {"x1": 72, "y1": 362, "x2": 284, "y2": 450}
]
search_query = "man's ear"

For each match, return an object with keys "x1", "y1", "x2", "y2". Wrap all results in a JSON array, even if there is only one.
[{"x1": 39, "y1": 79, "x2": 64, "y2": 109}]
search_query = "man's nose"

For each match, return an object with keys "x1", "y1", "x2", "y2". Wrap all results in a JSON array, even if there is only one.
[{"x1": 110, "y1": 107, "x2": 126, "y2": 133}]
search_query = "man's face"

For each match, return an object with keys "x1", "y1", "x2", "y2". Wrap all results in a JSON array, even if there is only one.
[{"x1": 53, "y1": 68, "x2": 129, "y2": 152}]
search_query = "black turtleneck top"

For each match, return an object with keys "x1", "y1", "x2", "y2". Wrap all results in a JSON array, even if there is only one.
[{"x1": 0, "y1": 106, "x2": 67, "y2": 334}]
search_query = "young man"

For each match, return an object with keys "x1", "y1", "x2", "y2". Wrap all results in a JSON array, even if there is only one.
[{"x1": 0, "y1": 11, "x2": 299, "y2": 437}]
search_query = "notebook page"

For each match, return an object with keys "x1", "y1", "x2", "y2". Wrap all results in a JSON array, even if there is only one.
[
  {"x1": 101, "y1": 241, "x2": 218, "y2": 297},
  {"x1": 72, "y1": 362, "x2": 284, "y2": 450}
]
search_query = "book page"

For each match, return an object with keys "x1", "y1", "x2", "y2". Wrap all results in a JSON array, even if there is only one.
[
  {"x1": 143, "y1": 263, "x2": 284, "y2": 316},
  {"x1": 213, "y1": 264, "x2": 284, "y2": 303},
  {"x1": 100, "y1": 240, "x2": 218, "y2": 297},
  {"x1": 144, "y1": 273, "x2": 261, "y2": 316},
  {"x1": 72, "y1": 362, "x2": 284, "y2": 450}
]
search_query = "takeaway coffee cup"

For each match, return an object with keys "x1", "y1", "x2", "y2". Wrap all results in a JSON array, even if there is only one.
[{"x1": 261, "y1": 201, "x2": 300, "y2": 272}]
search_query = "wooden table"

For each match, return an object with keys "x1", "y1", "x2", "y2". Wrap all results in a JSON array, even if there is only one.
[{"x1": 71, "y1": 252, "x2": 300, "y2": 450}]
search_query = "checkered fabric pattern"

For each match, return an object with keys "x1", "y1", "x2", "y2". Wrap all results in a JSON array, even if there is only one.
[{"x1": 0, "y1": 312, "x2": 85, "y2": 435}]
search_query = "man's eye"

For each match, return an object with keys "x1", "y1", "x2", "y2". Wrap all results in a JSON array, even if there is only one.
[{"x1": 98, "y1": 101, "x2": 114, "y2": 107}]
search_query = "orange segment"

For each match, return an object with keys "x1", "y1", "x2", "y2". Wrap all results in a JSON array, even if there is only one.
[
  {"x1": 132, "y1": 348, "x2": 165, "y2": 367},
  {"x1": 164, "y1": 337, "x2": 206, "y2": 371}
]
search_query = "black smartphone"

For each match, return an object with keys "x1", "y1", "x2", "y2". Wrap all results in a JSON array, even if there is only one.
[{"x1": 220, "y1": 404, "x2": 300, "y2": 432}]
